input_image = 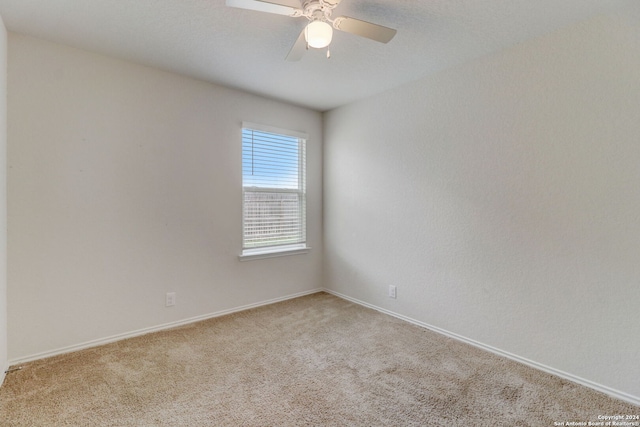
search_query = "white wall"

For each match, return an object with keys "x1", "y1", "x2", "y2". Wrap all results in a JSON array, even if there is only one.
[
  {"x1": 324, "y1": 10, "x2": 640, "y2": 401},
  {"x1": 0, "y1": 15, "x2": 7, "y2": 384},
  {"x1": 7, "y1": 34, "x2": 323, "y2": 361}
]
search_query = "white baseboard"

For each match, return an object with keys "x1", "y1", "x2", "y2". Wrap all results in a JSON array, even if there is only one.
[
  {"x1": 323, "y1": 289, "x2": 640, "y2": 407},
  {"x1": 8, "y1": 288, "x2": 324, "y2": 366}
]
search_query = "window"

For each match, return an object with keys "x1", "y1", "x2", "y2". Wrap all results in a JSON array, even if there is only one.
[{"x1": 240, "y1": 123, "x2": 309, "y2": 260}]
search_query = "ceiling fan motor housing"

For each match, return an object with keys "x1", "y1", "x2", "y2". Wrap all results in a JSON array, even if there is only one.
[{"x1": 302, "y1": 0, "x2": 339, "y2": 22}]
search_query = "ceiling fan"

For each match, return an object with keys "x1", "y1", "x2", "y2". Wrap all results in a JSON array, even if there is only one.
[{"x1": 226, "y1": 0, "x2": 397, "y2": 61}]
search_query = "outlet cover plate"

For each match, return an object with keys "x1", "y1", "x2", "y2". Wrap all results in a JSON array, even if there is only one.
[
  {"x1": 166, "y1": 292, "x2": 176, "y2": 307},
  {"x1": 388, "y1": 285, "x2": 397, "y2": 299}
]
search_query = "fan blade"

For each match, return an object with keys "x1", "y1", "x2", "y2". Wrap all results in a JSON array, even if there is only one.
[
  {"x1": 333, "y1": 16, "x2": 397, "y2": 43},
  {"x1": 226, "y1": 0, "x2": 301, "y2": 16},
  {"x1": 286, "y1": 29, "x2": 307, "y2": 61}
]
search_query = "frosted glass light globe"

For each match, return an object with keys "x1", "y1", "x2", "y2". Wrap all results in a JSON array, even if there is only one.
[{"x1": 305, "y1": 21, "x2": 333, "y2": 48}]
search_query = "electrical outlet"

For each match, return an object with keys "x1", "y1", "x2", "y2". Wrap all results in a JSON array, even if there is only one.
[
  {"x1": 166, "y1": 292, "x2": 176, "y2": 307},
  {"x1": 388, "y1": 285, "x2": 397, "y2": 299}
]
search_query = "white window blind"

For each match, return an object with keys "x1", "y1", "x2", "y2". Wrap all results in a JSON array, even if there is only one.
[{"x1": 242, "y1": 126, "x2": 307, "y2": 251}]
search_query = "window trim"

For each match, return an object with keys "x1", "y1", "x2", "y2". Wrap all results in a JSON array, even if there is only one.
[
  {"x1": 239, "y1": 122, "x2": 310, "y2": 260},
  {"x1": 242, "y1": 122, "x2": 308, "y2": 141},
  {"x1": 238, "y1": 243, "x2": 311, "y2": 262}
]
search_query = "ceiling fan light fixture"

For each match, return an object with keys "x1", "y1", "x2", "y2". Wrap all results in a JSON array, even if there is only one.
[{"x1": 305, "y1": 20, "x2": 333, "y2": 49}]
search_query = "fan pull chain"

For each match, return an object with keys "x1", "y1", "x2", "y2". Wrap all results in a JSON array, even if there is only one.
[{"x1": 327, "y1": 47, "x2": 331, "y2": 59}]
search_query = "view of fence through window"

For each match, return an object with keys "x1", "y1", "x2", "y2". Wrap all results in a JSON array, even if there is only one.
[{"x1": 242, "y1": 128, "x2": 306, "y2": 250}]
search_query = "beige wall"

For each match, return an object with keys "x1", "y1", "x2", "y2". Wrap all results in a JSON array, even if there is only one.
[
  {"x1": 7, "y1": 34, "x2": 323, "y2": 361},
  {"x1": 0, "y1": 15, "x2": 7, "y2": 384},
  {"x1": 324, "y1": 10, "x2": 640, "y2": 401}
]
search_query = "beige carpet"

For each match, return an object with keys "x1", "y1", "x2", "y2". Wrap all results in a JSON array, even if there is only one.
[{"x1": 0, "y1": 292, "x2": 636, "y2": 426}]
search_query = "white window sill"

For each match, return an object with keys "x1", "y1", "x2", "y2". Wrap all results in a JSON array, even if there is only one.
[{"x1": 238, "y1": 244, "x2": 310, "y2": 261}]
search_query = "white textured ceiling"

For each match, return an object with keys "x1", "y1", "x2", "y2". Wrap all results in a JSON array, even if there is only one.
[{"x1": 0, "y1": 0, "x2": 636, "y2": 111}]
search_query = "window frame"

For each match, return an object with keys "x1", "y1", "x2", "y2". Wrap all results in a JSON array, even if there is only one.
[{"x1": 239, "y1": 122, "x2": 310, "y2": 261}]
